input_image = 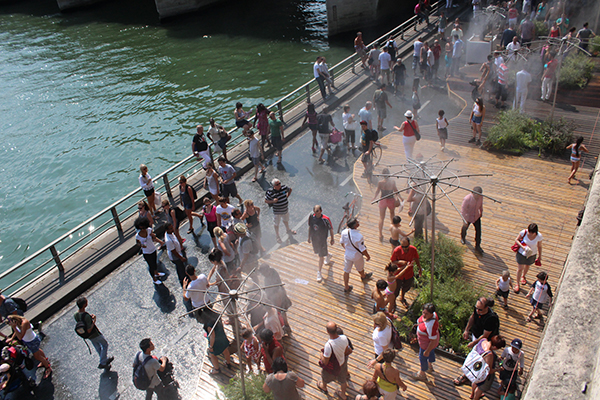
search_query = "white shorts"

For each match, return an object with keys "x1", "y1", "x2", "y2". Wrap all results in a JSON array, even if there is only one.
[
  {"x1": 273, "y1": 212, "x2": 289, "y2": 226},
  {"x1": 379, "y1": 387, "x2": 397, "y2": 400},
  {"x1": 343, "y1": 256, "x2": 364, "y2": 273},
  {"x1": 319, "y1": 133, "x2": 330, "y2": 150}
]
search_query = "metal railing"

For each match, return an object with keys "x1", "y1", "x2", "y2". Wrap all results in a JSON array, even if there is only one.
[{"x1": 2, "y1": 1, "x2": 445, "y2": 298}]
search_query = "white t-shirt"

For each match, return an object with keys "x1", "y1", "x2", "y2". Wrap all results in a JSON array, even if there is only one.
[
  {"x1": 413, "y1": 40, "x2": 423, "y2": 57},
  {"x1": 427, "y1": 49, "x2": 435, "y2": 67},
  {"x1": 342, "y1": 112, "x2": 358, "y2": 131},
  {"x1": 498, "y1": 276, "x2": 512, "y2": 292},
  {"x1": 436, "y1": 117, "x2": 448, "y2": 129},
  {"x1": 379, "y1": 52, "x2": 392, "y2": 70},
  {"x1": 372, "y1": 325, "x2": 392, "y2": 355},
  {"x1": 494, "y1": 56, "x2": 505, "y2": 68},
  {"x1": 139, "y1": 174, "x2": 154, "y2": 191},
  {"x1": 515, "y1": 70, "x2": 532, "y2": 92},
  {"x1": 358, "y1": 107, "x2": 372, "y2": 125},
  {"x1": 136, "y1": 228, "x2": 156, "y2": 254},
  {"x1": 501, "y1": 347, "x2": 525, "y2": 370},
  {"x1": 518, "y1": 229, "x2": 542, "y2": 257},
  {"x1": 186, "y1": 275, "x2": 208, "y2": 308},
  {"x1": 313, "y1": 62, "x2": 321, "y2": 79},
  {"x1": 208, "y1": 125, "x2": 221, "y2": 142},
  {"x1": 319, "y1": 62, "x2": 330, "y2": 76},
  {"x1": 323, "y1": 335, "x2": 349, "y2": 366},
  {"x1": 340, "y1": 228, "x2": 366, "y2": 261},
  {"x1": 249, "y1": 137, "x2": 260, "y2": 158},
  {"x1": 506, "y1": 41, "x2": 521, "y2": 60},
  {"x1": 216, "y1": 204, "x2": 236, "y2": 228},
  {"x1": 165, "y1": 232, "x2": 182, "y2": 261}
]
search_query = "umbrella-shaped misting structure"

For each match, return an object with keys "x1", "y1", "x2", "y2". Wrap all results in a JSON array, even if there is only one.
[
  {"x1": 180, "y1": 265, "x2": 288, "y2": 400},
  {"x1": 372, "y1": 156, "x2": 501, "y2": 300}
]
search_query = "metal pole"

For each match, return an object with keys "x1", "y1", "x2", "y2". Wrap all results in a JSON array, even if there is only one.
[
  {"x1": 49, "y1": 245, "x2": 64, "y2": 273},
  {"x1": 305, "y1": 84, "x2": 311, "y2": 104},
  {"x1": 430, "y1": 180, "x2": 436, "y2": 302},
  {"x1": 162, "y1": 174, "x2": 172, "y2": 200},
  {"x1": 110, "y1": 206, "x2": 122, "y2": 232},
  {"x1": 231, "y1": 293, "x2": 246, "y2": 399},
  {"x1": 550, "y1": 40, "x2": 565, "y2": 121}
]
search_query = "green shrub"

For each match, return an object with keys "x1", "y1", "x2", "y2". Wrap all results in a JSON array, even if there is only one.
[
  {"x1": 534, "y1": 117, "x2": 576, "y2": 156},
  {"x1": 590, "y1": 36, "x2": 600, "y2": 55},
  {"x1": 485, "y1": 110, "x2": 538, "y2": 155},
  {"x1": 219, "y1": 372, "x2": 272, "y2": 400},
  {"x1": 393, "y1": 233, "x2": 484, "y2": 356},
  {"x1": 534, "y1": 21, "x2": 548, "y2": 38},
  {"x1": 413, "y1": 234, "x2": 464, "y2": 284},
  {"x1": 559, "y1": 52, "x2": 594, "y2": 89}
]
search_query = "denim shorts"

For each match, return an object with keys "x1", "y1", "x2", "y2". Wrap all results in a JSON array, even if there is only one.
[{"x1": 23, "y1": 335, "x2": 41, "y2": 354}]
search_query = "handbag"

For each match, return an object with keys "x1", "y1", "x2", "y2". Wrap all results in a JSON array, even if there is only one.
[
  {"x1": 461, "y1": 348, "x2": 490, "y2": 384},
  {"x1": 318, "y1": 343, "x2": 341, "y2": 375},
  {"x1": 330, "y1": 128, "x2": 343, "y2": 144},
  {"x1": 387, "y1": 318, "x2": 403, "y2": 350},
  {"x1": 154, "y1": 191, "x2": 162, "y2": 207},
  {"x1": 510, "y1": 243, "x2": 520, "y2": 252},
  {"x1": 407, "y1": 121, "x2": 421, "y2": 141}
]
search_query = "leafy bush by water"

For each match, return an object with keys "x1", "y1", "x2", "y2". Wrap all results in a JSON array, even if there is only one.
[
  {"x1": 219, "y1": 373, "x2": 272, "y2": 400},
  {"x1": 559, "y1": 53, "x2": 594, "y2": 89}
]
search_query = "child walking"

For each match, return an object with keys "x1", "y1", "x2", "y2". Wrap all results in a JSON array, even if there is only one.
[
  {"x1": 525, "y1": 271, "x2": 553, "y2": 322},
  {"x1": 241, "y1": 328, "x2": 262, "y2": 373},
  {"x1": 436, "y1": 110, "x2": 449, "y2": 151},
  {"x1": 495, "y1": 270, "x2": 514, "y2": 309},
  {"x1": 389, "y1": 215, "x2": 413, "y2": 251}
]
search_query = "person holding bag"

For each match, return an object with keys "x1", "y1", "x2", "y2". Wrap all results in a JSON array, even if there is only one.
[
  {"x1": 513, "y1": 223, "x2": 543, "y2": 293},
  {"x1": 339, "y1": 218, "x2": 373, "y2": 294},
  {"x1": 394, "y1": 110, "x2": 420, "y2": 161},
  {"x1": 317, "y1": 321, "x2": 352, "y2": 400}
]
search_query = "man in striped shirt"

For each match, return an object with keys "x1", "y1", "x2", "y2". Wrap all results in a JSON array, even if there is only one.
[{"x1": 265, "y1": 178, "x2": 296, "y2": 243}]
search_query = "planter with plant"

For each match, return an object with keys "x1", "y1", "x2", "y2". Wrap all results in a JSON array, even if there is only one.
[
  {"x1": 394, "y1": 234, "x2": 485, "y2": 357},
  {"x1": 219, "y1": 372, "x2": 273, "y2": 400},
  {"x1": 559, "y1": 52, "x2": 595, "y2": 89}
]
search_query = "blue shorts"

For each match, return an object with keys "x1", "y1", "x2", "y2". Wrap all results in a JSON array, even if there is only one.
[
  {"x1": 530, "y1": 298, "x2": 545, "y2": 310},
  {"x1": 418, "y1": 347, "x2": 435, "y2": 372},
  {"x1": 472, "y1": 115, "x2": 482, "y2": 124},
  {"x1": 23, "y1": 335, "x2": 41, "y2": 354},
  {"x1": 218, "y1": 136, "x2": 229, "y2": 150}
]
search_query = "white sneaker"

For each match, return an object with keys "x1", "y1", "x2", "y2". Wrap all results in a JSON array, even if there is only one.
[
  {"x1": 325, "y1": 254, "x2": 332, "y2": 265},
  {"x1": 317, "y1": 271, "x2": 323, "y2": 282}
]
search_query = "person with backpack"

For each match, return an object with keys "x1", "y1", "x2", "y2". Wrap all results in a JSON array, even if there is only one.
[
  {"x1": 465, "y1": 335, "x2": 506, "y2": 400},
  {"x1": 6, "y1": 315, "x2": 51, "y2": 379},
  {"x1": 74, "y1": 296, "x2": 114, "y2": 369},
  {"x1": 133, "y1": 338, "x2": 168, "y2": 399},
  {"x1": 233, "y1": 223, "x2": 259, "y2": 274}
]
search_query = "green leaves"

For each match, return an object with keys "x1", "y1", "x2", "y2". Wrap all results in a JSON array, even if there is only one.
[{"x1": 219, "y1": 372, "x2": 273, "y2": 400}]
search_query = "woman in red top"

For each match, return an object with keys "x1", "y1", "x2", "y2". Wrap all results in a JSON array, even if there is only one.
[
  {"x1": 201, "y1": 197, "x2": 218, "y2": 247},
  {"x1": 549, "y1": 22, "x2": 560, "y2": 38},
  {"x1": 259, "y1": 329, "x2": 284, "y2": 374},
  {"x1": 414, "y1": 303, "x2": 439, "y2": 382},
  {"x1": 394, "y1": 110, "x2": 420, "y2": 161}
]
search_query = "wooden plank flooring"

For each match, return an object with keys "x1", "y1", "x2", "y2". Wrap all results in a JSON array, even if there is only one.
[{"x1": 192, "y1": 37, "x2": 600, "y2": 400}]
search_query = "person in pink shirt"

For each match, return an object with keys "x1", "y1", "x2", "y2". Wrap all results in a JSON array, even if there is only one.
[{"x1": 460, "y1": 186, "x2": 484, "y2": 254}]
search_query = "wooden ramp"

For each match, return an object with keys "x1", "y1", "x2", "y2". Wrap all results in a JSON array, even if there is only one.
[{"x1": 193, "y1": 105, "x2": 589, "y2": 400}]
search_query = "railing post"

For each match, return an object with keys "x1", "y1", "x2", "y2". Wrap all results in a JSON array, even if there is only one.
[
  {"x1": 305, "y1": 84, "x2": 311, "y2": 104},
  {"x1": 49, "y1": 245, "x2": 64, "y2": 273},
  {"x1": 331, "y1": 70, "x2": 335, "y2": 88},
  {"x1": 110, "y1": 206, "x2": 122, "y2": 232},
  {"x1": 277, "y1": 103, "x2": 284, "y2": 123},
  {"x1": 351, "y1": 54, "x2": 355, "y2": 74},
  {"x1": 163, "y1": 174, "x2": 172, "y2": 200}
]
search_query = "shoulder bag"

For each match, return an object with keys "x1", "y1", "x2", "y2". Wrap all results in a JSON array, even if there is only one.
[
  {"x1": 347, "y1": 230, "x2": 363, "y2": 254},
  {"x1": 387, "y1": 317, "x2": 403, "y2": 349},
  {"x1": 318, "y1": 343, "x2": 341, "y2": 375},
  {"x1": 406, "y1": 121, "x2": 421, "y2": 141}
]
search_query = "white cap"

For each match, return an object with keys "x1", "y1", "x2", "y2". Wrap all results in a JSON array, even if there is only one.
[{"x1": 404, "y1": 110, "x2": 414, "y2": 118}]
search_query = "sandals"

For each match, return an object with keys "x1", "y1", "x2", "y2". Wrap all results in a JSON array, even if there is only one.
[
  {"x1": 521, "y1": 277, "x2": 528, "y2": 285},
  {"x1": 316, "y1": 381, "x2": 329, "y2": 394},
  {"x1": 209, "y1": 368, "x2": 221, "y2": 375},
  {"x1": 187, "y1": 228, "x2": 194, "y2": 234},
  {"x1": 251, "y1": 177, "x2": 257, "y2": 182},
  {"x1": 335, "y1": 390, "x2": 347, "y2": 400},
  {"x1": 43, "y1": 366, "x2": 52, "y2": 379},
  {"x1": 401, "y1": 299, "x2": 409, "y2": 308},
  {"x1": 453, "y1": 375, "x2": 468, "y2": 386}
]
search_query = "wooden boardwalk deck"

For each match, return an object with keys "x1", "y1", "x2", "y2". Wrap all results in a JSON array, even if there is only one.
[{"x1": 192, "y1": 76, "x2": 596, "y2": 398}]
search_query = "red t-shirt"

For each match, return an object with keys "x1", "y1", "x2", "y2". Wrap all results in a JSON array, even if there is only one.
[{"x1": 390, "y1": 245, "x2": 420, "y2": 279}]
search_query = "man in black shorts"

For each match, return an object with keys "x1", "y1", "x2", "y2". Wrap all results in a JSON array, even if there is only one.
[
  {"x1": 308, "y1": 205, "x2": 335, "y2": 283},
  {"x1": 360, "y1": 120, "x2": 376, "y2": 177}
]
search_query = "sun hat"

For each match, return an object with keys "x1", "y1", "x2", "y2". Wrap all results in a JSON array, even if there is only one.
[
  {"x1": 233, "y1": 223, "x2": 247, "y2": 235},
  {"x1": 404, "y1": 110, "x2": 414, "y2": 118}
]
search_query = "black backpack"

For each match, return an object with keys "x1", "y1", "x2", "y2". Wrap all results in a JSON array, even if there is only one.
[
  {"x1": 132, "y1": 352, "x2": 153, "y2": 390},
  {"x1": 11, "y1": 298, "x2": 27, "y2": 312},
  {"x1": 241, "y1": 233, "x2": 260, "y2": 255},
  {"x1": 74, "y1": 312, "x2": 92, "y2": 339},
  {"x1": 174, "y1": 206, "x2": 187, "y2": 222},
  {"x1": 189, "y1": 185, "x2": 198, "y2": 200}
]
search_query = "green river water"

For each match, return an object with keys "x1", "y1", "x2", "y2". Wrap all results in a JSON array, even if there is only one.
[{"x1": 0, "y1": 0, "x2": 393, "y2": 274}]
